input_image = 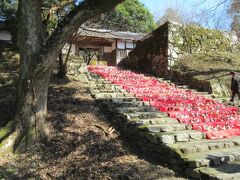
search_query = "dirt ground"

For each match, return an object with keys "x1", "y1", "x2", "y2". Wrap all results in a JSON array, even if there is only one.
[{"x1": 0, "y1": 76, "x2": 188, "y2": 180}]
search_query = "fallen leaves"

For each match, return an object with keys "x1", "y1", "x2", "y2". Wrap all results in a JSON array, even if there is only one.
[{"x1": 0, "y1": 76, "x2": 186, "y2": 180}]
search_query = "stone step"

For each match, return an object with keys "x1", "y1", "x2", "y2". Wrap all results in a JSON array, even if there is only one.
[
  {"x1": 88, "y1": 73, "x2": 100, "y2": 79},
  {"x1": 202, "y1": 95, "x2": 214, "y2": 99},
  {"x1": 102, "y1": 101, "x2": 145, "y2": 108},
  {"x1": 91, "y1": 86, "x2": 126, "y2": 92},
  {"x1": 141, "y1": 123, "x2": 192, "y2": 133},
  {"x1": 90, "y1": 89, "x2": 117, "y2": 94},
  {"x1": 121, "y1": 93, "x2": 136, "y2": 97},
  {"x1": 156, "y1": 78, "x2": 171, "y2": 83},
  {"x1": 176, "y1": 85, "x2": 189, "y2": 89},
  {"x1": 183, "y1": 147, "x2": 240, "y2": 169},
  {"x1": 93, "y1": 80, "x2": 112, "y2": 84},
  {"x1": 88, "y1": 75, "x2": 107, "y2": 80},
  {"x1": 94, "y1": 93, "x2": 124, "y2": 99},
  {"x1": 94, "y1": 84, "x2": 116, "y2": 88},
  {"x1": 122, "y1": 111, "x2": 168, "y2": 120},
  {"x1": 164, "y1": 80, "x2": 172, "y2": 83},
  {"x1": 91, "y1": 86, "x2": 119, "y2": 91},
  {"x1": 170, "y1": 88, "x2": 213, "y2": 98},
  {"x1": 196, "y1": 161, "x2": 240, "y2": 180},
  {"x1": 152, "y1": 130, "x2": 205, "y2": 144},
  {"x1": 153, "y1": 78, "x2": 209, "y2": 96},
  {"x1": 194, "y1": 91, "x2": 214, "y2": 98},
  {"x1": 193, "y1": 91, "x2": 209, "y2": 95},
  {"x1": 93, "y1": 93, "x2": 135, "y2": 99},
  {"x1": 115, "y1": 106, "x2": 156, "y2": 114},
  {"x1": 93, "y1": 83, "x2": 121, "y2": 90},
  {"x1": 198, "y1": 91, "x2": 211, "y2": 95},
  {"x1": 128, "y1": 117, "x2": 179, "y2": 125},
  {"x1": 88, "y1": 81, "x2": 108, "y2": 84},
  {"x1": 157, "y1": 78, "x2": 165, "y2": 82},
  {"x1": 107, "y1": 97, "x2": 137, "y2": 103},
  {"x1": 174, "y1": 81, "x2": 188, "y2": 85},
  {"x1": 187, "y1": 89, "x2": 199, "y2": 93},
  {"x1": 171, "y1": 136, "x2": 240, "y2": 155},
  {"x1": 214, "y1": 98, "x2": 228, "y2": 103}
]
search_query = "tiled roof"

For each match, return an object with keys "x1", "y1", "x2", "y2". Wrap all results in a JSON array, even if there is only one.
[{"x1": 77, "y1": 27, "x2": 145, "y2": 41}]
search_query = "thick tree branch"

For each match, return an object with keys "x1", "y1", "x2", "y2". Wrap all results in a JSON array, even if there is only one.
[
  {"x1": 64, "y1": 31, "x2": 78, "y2": 67},
  {"x1": 44, "y1": 0, "x2": 74, "y2": 25},
  {"x1": 18, "y1": 0, "x2": 44, "y2": 61},
  {"x1": 47, "y1": 0, "x2": 124, "y2": 53},
  {"x1": 34, "y1": 0, "x2": 124, "y2": 76}
]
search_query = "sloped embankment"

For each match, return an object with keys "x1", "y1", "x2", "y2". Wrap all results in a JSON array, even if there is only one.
[{"x1": 171, "y1": 52, "x2": 240, "y2": 98}]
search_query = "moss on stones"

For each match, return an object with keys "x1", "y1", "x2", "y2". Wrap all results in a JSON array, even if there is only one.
[
  {"x1": 0, "y1": 127, "x2": 10, "y2": 138},
  {"x1": 171, "y1": 24, "x2": 233, "y2": 54},
  {"x1": 0, "y1": 130, "x2": 19, "y2": 156},
  {"x1": 14, "y1": 127, "x2": 37, "y2": 154},
  {"x1": 0, "y1": 121, "x2": 14, "y2": 139}
]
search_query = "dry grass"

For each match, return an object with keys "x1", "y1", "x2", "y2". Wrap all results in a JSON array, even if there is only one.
[{"x1": 173, "y1": 52, "x2": 240, "y2": 81}]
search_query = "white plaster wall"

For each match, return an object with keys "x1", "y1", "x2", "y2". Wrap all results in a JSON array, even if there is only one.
[
  {"x1": 112, "y1": 41, "x2": 116, "y2": 50},
  {"x1": 104, "y1": 46, "x2": 112, "y2": 53},
  {"x1": 71, "y1": 44, "x2": 76, "y2": 54},
  {"x1": 0, "y1": 30, "x2": 12, "y2": 41}
]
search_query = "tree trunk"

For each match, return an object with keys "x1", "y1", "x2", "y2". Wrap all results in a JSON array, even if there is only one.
[
  {"x1": 14, "y1": 69, "x2": 52, "y2": 152},
  {"x1": 57, "y1": 51, "x2": 67, "y2": 78},
  {"x1": 1, "y1": 0, "x2": 50, "y2": 153},
  {"x1": 0, "y1": 0, "x2": 125, "y2": 154},
  {"x1": 57, "y1": 31, "x2": 77, "y2": 78}
]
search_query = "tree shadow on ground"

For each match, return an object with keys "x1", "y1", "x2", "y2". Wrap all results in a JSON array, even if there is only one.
[
  {"x1": 0, "y1": 81, "x2": 16, "y2": 127},
  {"x1": 0, "y1": 79, "x2": 187, "y2": 179},
  {"x1": 0, "y1": 48, "x2": 19, "y2": 127},
  {"x1": 206, "y1": 155, "x2": 240, "y2": 174},
  {"x1": 0, "y1": 167, "x2": 19, "y2": 179},
  {"x1": 213, "y1": 163, "x2": 240, "y2": 174}
]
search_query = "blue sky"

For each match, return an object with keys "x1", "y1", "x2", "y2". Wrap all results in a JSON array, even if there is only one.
[{"x1": 139, "y1": 0, "x2": 231, "y2": 30}]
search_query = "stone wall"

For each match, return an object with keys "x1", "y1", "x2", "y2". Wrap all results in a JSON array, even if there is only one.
[
  {"x1": 52, "y1": 54, "x2": 85, "y2": 76},
  {"x1": 119, "y1": 22, "x2": 169, "y2": 76},
  {"x1": 119, "y1": 21, "x2": 238, "y2": 78},
  {"x1": 168, "y1": 22, "x2": 237, "y2": 64}
]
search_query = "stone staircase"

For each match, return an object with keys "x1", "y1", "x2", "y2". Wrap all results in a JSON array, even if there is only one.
[{"x1": 86, "y1": 72, "x2": 240, "y2": 180}]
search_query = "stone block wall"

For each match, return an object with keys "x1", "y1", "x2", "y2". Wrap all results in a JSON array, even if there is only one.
[
  {"x1": 168, "y1": 22, "x2": 237, "y2": 64},
  {"x1": 119, "y1": 21, "x2": 238, "y2": 78},
  {"x1": 119, "y1": 22, "x2": 169, "y2": 76}
]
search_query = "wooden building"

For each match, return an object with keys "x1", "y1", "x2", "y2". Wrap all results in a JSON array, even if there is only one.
[{"x1": 71, "y1": 27, "x2": 145, "y2": 66}]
